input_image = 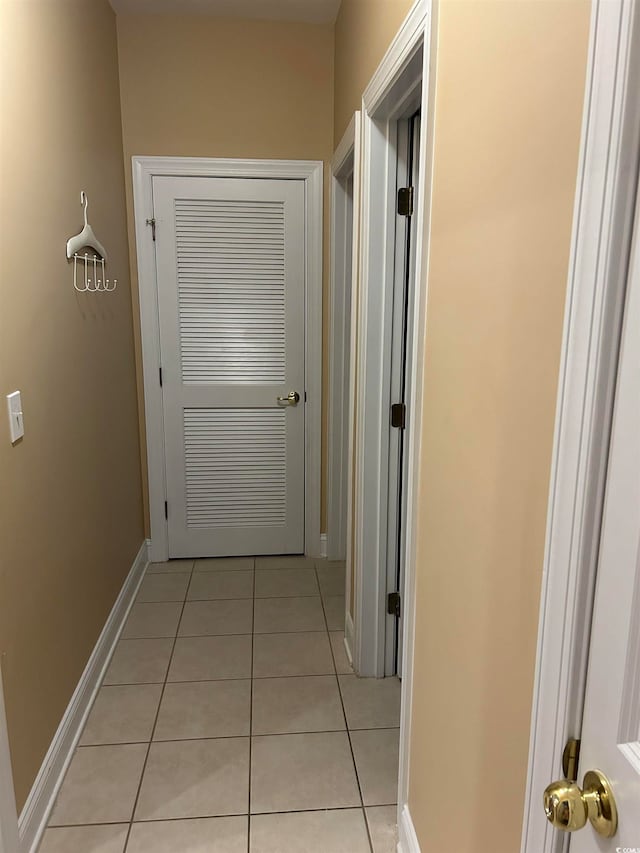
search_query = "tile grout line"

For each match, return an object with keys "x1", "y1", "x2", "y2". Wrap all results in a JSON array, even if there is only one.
[
  {"x1": 49, "y1": 802, "x2": 398, "y2": 830},
  {"x1": 316, "y1": 562, "x2": 375, "y2": 853},
  {"x1": 121, "y1": 625, "x2": 331, "y2": 643},
  {"x1": 122, "y1": 558, "x2": 194, "y2": 852},
  {"x1": 77, "y1": 724, "x2": 400, "y2": 750},
  {"x1": 92, "y1": 670, "x2": 357, "y2": 689}
]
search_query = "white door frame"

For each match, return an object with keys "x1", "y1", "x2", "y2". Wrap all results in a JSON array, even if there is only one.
[
  {"x1": 346, "y1": 0, "x2": 435, "y2": 844},
  {"x1": 327, "y1": 113, "x2": 361, "y2": 565},
  {"x1": 132, "y1": 157, "x2": 323, "y2": 563},
  {"x1": 521, "y1": 1, "x2": 640, "y2": 850},
  {"x1": 353, "y1": 0, "x2": 428, "y2": 680}
]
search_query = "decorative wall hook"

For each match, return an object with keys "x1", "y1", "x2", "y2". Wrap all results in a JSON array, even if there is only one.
[{"x1": 66, "y1": 191, "x2": 118, "y2": 293}]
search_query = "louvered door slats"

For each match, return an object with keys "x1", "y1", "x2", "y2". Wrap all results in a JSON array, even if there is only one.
[
  {"x1": 175, "y1": 197, "x2": 286, "y2": 385},
  {"x1": 184, "y1": 407, "x2": 287, "y2": 529}
]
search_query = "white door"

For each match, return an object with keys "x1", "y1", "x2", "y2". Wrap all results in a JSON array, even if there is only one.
[
  {"x1": 153, "y1": 175, "x2": 306, "y2": 558},
  {"x1": 386, "y1": 110, "x2": 421, "y2": 676},
  {"x1": 568, "y1": 188, "x2": 640, "y2": 849}
]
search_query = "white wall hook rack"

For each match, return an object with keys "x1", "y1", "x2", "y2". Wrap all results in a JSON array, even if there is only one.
[{"x1": 66, "y1": 191, "x2": 118, "y2": 292}]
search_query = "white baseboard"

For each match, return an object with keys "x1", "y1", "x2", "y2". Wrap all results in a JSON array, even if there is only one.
[
  {"x1": 18, "y1": 540, "x2": 149, "y2": 853},
  {"x1": 344, "y1": 611, "x2": 355, "y2": 667},
  {"x1": 397, "y1": 804, "x2": 421, "y2": 853},
  {"x1": 319, "y1": 533, "x2": 327, "y2": 558}
]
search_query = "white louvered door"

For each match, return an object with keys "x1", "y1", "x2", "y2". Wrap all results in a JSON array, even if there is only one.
[{"x1": 153, "y1": 176, "x2": 305, "y2": 557}]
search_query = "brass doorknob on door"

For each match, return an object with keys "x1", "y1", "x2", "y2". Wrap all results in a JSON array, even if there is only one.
[
  {"x1": 276, "y1": 391, "x2": 300, "y2": 405},
  {"x1": 543, "y1": 769, "x2": 618, "y2": 838}
]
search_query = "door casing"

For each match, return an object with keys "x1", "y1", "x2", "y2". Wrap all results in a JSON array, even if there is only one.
[
  {"x1": 345, "y1": 0, "x2": 437, "y2": 851},
  {"x1": 353, "y1": 17, "x2": 425, "y2": 680},
  {"x1": 132, "y1": 157, "x2": 323, "y2": 563},
  {"x1": 521, "y1": 1, "x2": 640, "y2": 850},
  {"x1": 327, "y1": 114, "x2": 361, "y2": 566},
  {"x1": 346, "y1": 0, "x2": 436, "y2": 845}
]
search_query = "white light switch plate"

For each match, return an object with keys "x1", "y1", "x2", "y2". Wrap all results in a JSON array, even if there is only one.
[{"x1": 6, "y1": 391, "x2": 24, "y2": 443}]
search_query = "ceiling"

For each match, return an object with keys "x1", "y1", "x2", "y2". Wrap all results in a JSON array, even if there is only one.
[{"x1": 109, "y1": 0, "x2": 342, "y2": 24}]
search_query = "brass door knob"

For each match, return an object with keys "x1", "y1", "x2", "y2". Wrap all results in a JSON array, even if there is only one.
[
  {"x1": 276, "y1": 391, "x2": 300, "y2": 406},
  {"x1": 543, "y1": 769, "x2": 618, "y2": 838}
]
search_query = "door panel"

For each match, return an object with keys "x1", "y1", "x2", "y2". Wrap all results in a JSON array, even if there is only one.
[
  {"x1": 570, "y1": 189, "x2": 640, "y2": 850},
  {"x1": 386, "y1": 112, "x2": 421, "y2": 676},
  {"x1": 153, "y1": 175, "x2": 305, "y2": 557}
]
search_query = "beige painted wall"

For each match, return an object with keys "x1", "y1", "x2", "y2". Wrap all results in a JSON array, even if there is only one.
[
  {"x1": 334, "y1": 0, "x2": 414, "y2": 144},
  {"x1": 408, "y1": 1, "x2": 591, "y2": 850},
  {"x1": 116, "y1": 15, "x2": 334, "y2": 535},
  {"x1": 0, "y1": 0, "x2": 144, "y2": 809}
]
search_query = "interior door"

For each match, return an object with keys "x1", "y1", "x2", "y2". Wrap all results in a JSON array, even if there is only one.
[
  {"x1": 568, "y1": 188, "x2": 640, "y2": 850},
  {"x1": 545, "y1": 187, "x2": 640, "y2": 849},
  {"x1": 153, "y1": 175, "x2": 306, "y2": 558},
  {"x1": 386, "y1": 111, "x2": 421, "y2": 676}
]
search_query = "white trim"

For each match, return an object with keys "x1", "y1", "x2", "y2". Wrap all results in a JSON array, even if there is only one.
[
  {"x1": 344, "y1": 611, "x2": 355, "y2": 667},
  {"x1": 131, "y1": 157, "x2": 324, "y2": 562},
  {"x1": 344, "y1": 115, "x2": 362, "y2": 631},
  {"x1": 349, "y1": 2, "x2": 434, "y2": 847},
  {"x1": 397, "y1": 804, "x2": 421, "y2": 853},
  {"x1": 521, "y1": 1, "x2": 640, "y2": 851},
  {"x1": 354, "y1": 0, "x2": 427, "y2": 678},
  {"x1": 363, "y1": 2, "x2": 428, "y2": 117},
  {"x1": 18, "y1": 541, "x2": 149, "y2": 853},
  {"x1": 319, "y1": 533, "x2": 327, "y2": 558},
  {"x1": 397, "y1": 6, "x2": 437, "y2": 817},
  {"x1": 0, "y1": 669, "x2": 18, "y2": 853},
  {"x1": 327, "y1": 114, "x2": 360, "y2": 563}
]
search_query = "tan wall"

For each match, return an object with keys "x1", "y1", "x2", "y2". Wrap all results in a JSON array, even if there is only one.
[
  {"x1": 0, "y1": 0, "x2": 144, "y2": 808},
  {"x1": 408, "y1": 1, "x2": 590, "y2": 850},
  {"x1": 116, "y1": 15, "x2": 334, "y2": 535},
  {"x1": 334, "y1": 0, "x2": 414, "y2": 144}
]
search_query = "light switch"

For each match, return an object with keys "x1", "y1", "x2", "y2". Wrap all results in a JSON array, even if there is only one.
[{"x1": 6, "y1": 391, "x2": 24, "y2": 443}]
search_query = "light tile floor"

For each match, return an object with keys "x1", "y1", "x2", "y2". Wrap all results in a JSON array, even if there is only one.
[{"x1": 40, "y1": 556, "x2": 400, "y2": 853}]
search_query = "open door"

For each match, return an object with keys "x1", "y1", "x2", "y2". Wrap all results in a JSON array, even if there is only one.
[
  {"x1": 386, "y1": 111, "x2": 421, "y2": 676},
  {"x1": 541, "y1": 185, "x2": 640, "y2": 849}
]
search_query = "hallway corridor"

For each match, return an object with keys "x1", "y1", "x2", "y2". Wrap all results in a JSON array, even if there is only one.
[{"x1": 39, "y1": 556, "x2": 400, "y2": 852}]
